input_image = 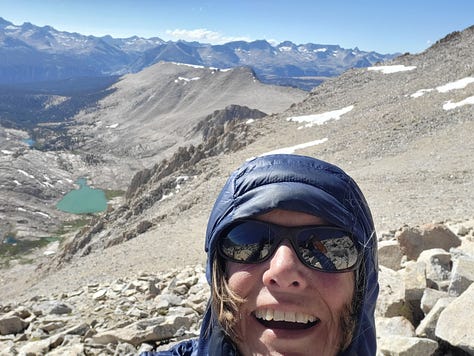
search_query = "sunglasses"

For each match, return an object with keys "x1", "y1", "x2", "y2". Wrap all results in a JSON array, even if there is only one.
[{"x1": 217, "y1": 220, "x2": 360, "y2": 272}]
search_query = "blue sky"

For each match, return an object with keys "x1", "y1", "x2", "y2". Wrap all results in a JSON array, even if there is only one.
[{"x1": 0, "y1": 0, "x2": 473, "y2": 54}]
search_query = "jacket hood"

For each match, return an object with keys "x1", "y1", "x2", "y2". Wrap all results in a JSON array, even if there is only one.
[{"x1": 199, "y1": 154, "x2": 379, "y2": 355}]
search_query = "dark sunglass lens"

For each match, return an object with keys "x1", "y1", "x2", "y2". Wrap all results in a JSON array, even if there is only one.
[
  {"x1": 220, "y1": 222, "x2": 273, "y2": 262},
  {"x1": 298, "y1": 229, "x2": 358, "y2": 271}
]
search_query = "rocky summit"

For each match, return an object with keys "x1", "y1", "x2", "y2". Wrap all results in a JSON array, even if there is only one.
[{"x1": 0, "y1": 24, "x2": 473, "y2": 356}]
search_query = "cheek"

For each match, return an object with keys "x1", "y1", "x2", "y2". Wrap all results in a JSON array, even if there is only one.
[
  {"x1": 313, "y1": 271, "x2": 355, "y2": 307},
  {"x1": 226, "y1": 262, "x2": 262, "y2": 297}
]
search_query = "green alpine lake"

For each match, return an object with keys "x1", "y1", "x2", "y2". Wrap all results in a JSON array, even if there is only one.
[{"x1": 56, "y1": 178, "x2": 107, "y2": 214}]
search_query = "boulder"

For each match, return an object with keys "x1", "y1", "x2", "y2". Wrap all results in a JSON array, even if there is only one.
[
  {"x1": 0, "y1": 342, "x2": 16, "y2": 356},
  {"x1": 402, "y1": 261, "x2": 427, "y2": 302},
  {"x1": 436, "y1": 283, "x2": 474, "y2": 354},
  {"x1": 93, "y1": 315, "x2": 195, "y2": 347},
  {"x1": 416, "y1": 297, "x2": 454, "y2": 339},
  {"x1": 45, "y1": 342, "x2": 85, "y2": 355},
  {"x1": 447, "y1": 257, "x2": 474, "y2": 296},
  {"x1": 377, "y1": 335, "x2": 438, "y2": 356},
  {"x1": 396, "y1": 224, "x2": 461, "y2": 260},
  {"x1": 400, "y1": 261, "x2": 426, "y2": 324},
  {"x1": 417, "y1": 248, "x2": 452, "y2": 285},
  {"x1": 0, "y1": 314, "x2": 29, "y2": 335},
  {"x1": 376, "y1": 316, "x2": 415, "y2": 337},
  {"x1": 420, "y1": 288, "x2": 449, "y2": 315},
  {"x1": 37, "y1": 301, "x2": 73, "y2": 315},
  {"x1": 378, "y1": 240, "x2": 404, "y2": 270},
  {"x1": 376, "y1": 266, "x2": 411, "y2": 320},
  {"x1": 18, "y1": 334, "x2": 64, "y2": 355}
]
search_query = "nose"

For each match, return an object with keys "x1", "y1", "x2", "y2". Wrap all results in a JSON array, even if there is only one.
[{"x1": 262, "y1": 241, "x2": 309, "y2": 290}]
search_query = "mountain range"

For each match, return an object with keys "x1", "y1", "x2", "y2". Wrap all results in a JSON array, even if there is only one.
[
  {"x1": 0, "y1": 22, "x2": 473, "y2": 355},
  {"x1": 45, "y1": 24, "x2": 473, "y2": 268},
  {"x1": 0, "y1": 23, "x2": 474, "y2": 270},
  {"x1": 0, "y1": 20, "x2": 472, "y2": 294},
  {"x1": 0, "y1": 17, "x2": 397, "y2": 90}
]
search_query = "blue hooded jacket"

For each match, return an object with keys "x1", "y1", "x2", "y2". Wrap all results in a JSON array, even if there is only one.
[{"x1": 143, "y1": 154, "x2": 378, "y2": 355}]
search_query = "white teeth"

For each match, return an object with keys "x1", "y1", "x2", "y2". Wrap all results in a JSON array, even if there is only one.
[
  {"x1": 265, "y1": 309, "x2": 273, "y2": 321},
  {"x1": 284, "y1": 311, "x2": 296, "y2": 322},
  {"x1": 255, "y1": 309, "x2": 316, "y2": 323},
  {"x1": 296, "y1": 313, "x2": 307, "y2": 323},
  {"x1": 274, "y1": 310, "x2": 285, "y2": 321}
]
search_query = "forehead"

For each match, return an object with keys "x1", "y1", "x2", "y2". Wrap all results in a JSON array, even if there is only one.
[{"x1": 256, "y1": 209, "x2": 328, "y2": 227}]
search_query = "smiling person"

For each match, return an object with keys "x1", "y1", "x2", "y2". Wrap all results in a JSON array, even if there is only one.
[{"x1": 143, "y1": 154, "x2": 379, "y2": 356}]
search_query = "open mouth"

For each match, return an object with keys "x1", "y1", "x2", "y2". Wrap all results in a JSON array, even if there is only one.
[{"x1": 254, "y1": 308, "x2": 320, "y2": 330}]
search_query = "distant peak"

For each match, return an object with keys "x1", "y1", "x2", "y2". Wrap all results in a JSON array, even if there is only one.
[
  {"x1": 278, "y1": 40, "x2": 296, "y2": 47},
  {"x1": 0, "y1": 17, "x2": 13, "y2": 28},
  {"x1": 250, "y1": 39, "x2": 272, "y2": 47}
]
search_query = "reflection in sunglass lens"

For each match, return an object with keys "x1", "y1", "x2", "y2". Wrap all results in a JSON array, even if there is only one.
[
  {"x1": 299, "y1": 233, "x2": 358, "y2": 271},
  {"x1": 219, "y1": 221, "x2": 359, "y2": 272},
  {"x1": 220, "y1": 223, "x2": 273, "y2": 262}
]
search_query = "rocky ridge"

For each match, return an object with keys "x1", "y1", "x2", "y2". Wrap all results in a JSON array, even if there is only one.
[{"x1": 51, "y1": 114, "x2": 256, "y2": 265}]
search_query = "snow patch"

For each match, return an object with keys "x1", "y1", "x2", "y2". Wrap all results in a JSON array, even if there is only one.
[
  {"x1": 5, "y1": 25, "x2": 20, "y2": 31},
  {"x1": 106, "y1": 123, "x2": 119, "y2": 129},
  {"x1": 34, "y1": 211, "x2": 50, "y2": 219},
  {"x1": 410, "y1": 76, "x2": 474, "y2": 98},
  {"x1": 1, "y1": 150, "x2": 14, "y2": 155},
  {"x1": 260, "y1": 138, "x2": 328, "y2": 156},
  {"x1": 43, "y1": 241, "x2": 60, "y2": 256},
  {"x1": 436, "y1": 77, "x2": 474, "y2": 93},
  {"x1": 17, "y1": 169, "x2": 35, "y2": 179},
  {"x1": 171, "y1": 62, "x2": 231, "y2": 72},
  {"x1": 246, "y1": 119, "x2": 255, "y2": 124},
  {"x1": 175, "y1": 176, "x2": 189, "y2": 192},
  {"x1": 410, "y1": 89, "x2": 434, "y2": 98},
  {"x1": 443, "y1": 96, "x2": 474, "y2": 110},
  {"x1": 160, "y1": 192, "x2": 174, "y2": 201},
  {"x1": 43, "y1": 181, "x2": 54, "y2": 188},
  {"x1": 368, "y1": 65, "x2": 416, "y2": 74},
  {"x1": 175, "y1": 76, "x2": 201, "y2": 83},
  {"x1": 287, "y1": 105, "x2": 354, "y2": 128}
]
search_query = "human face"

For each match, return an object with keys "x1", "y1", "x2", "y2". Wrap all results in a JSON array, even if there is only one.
[{"x1": 226, "y1": 209, "x2": 356, "y2": 356}]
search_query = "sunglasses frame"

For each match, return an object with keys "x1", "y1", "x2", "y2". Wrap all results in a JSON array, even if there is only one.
[{"x1": 217, "y1": 219, "x2": 361, "y2": 273}]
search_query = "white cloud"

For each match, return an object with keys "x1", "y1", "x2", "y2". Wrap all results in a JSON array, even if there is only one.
[{"x1": 165, "y1": 28, "x2": 251, "y2": 44}]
